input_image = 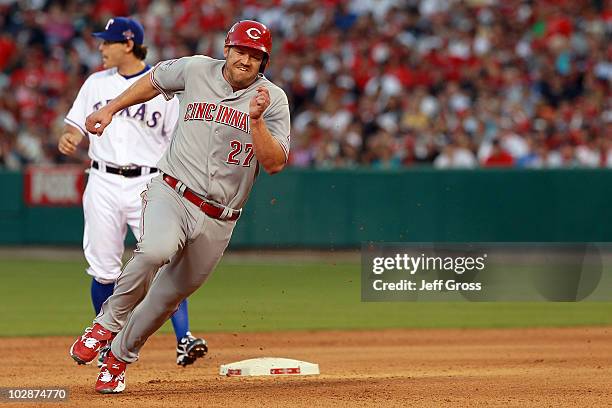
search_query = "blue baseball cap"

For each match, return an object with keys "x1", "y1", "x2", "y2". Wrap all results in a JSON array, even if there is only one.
[{"x1": 93, "y1": 17, "x2": 144, "y2": 45}]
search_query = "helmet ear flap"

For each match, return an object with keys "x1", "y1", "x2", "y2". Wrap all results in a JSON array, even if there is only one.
[{"x1": 260, "y1": 54, "x2": 269, "y2": 73}]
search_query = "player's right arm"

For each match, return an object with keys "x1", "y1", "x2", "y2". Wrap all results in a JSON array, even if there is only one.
[
  {"x1": 58, "y1": 124, "x2": 84, "y2": 156},
  {"x1": 85, "y1": 75, "x2": 161, "y2": 137},
  {"x1": 87, "y1": 57, "x2": 188, "y2": 138},
  {"x1": 63, "y1": 75, "x2": 93, "y2": 151}
]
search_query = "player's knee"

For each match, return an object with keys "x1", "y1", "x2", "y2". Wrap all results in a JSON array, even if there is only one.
[
  {"x1": 136, "y1": 239, "x2": 181, "y2": 266},
  {"x1": 144, "y1": 294, "x2": 183, "y2": 318}
]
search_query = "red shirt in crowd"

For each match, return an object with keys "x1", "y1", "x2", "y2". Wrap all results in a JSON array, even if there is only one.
[{"x1": 484, "y1": 151, "x2": 515, "y2": 167}]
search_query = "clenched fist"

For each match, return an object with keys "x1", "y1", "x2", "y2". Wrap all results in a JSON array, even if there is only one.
[
  {"x1": 58, "y1": 132, "x2": 84, "y2": 156},
  {"x1": 249, "y1": 87, "x2": 270, "y2": 121},
  {"x1": 85, "y1": 106, "x2": 114, "y2": 137}
]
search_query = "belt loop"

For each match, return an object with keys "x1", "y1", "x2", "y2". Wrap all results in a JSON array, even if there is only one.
[
  {"x1": 141, "y1": 167, "x2": 147, "y2": 176},
  {"x1": 174, "y1": 180, "x2": 187, "y2": 196},
  {"x1": 219, "y1": 207, "x2": 232, "y2": 220},
  {"x1": 99, "y1": 161, "x2": 106, "y2": 172}
]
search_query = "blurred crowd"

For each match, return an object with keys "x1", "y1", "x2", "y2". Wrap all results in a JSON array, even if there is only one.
[{"x1": 0, "y1": 0, "x2": 610, "y2": 170}]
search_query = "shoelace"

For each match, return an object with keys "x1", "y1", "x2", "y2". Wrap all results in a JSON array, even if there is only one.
[
  {"x1": 99, "y1": 370, "x2": 113, "y2": 383},
  {"x1": 84, "y1": 337, "x2": 99, "y2": 349},
  {"x1": 181, "y1": 335, "x2": 196, "y2": 344},
  {"x1": 177, "y1": 337, "x2": 193, "y2": 352}
]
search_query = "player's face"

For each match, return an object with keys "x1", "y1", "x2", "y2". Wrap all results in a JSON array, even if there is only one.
[
  {"x1": 98, "y1": 40, "x2": 129, "y2": 69},
  {"x1": 223, "y1": 46, "x2": 264, "y2": 89}
]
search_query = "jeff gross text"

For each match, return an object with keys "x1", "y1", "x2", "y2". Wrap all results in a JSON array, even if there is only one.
[{"x1": 370, "y1": 254, "x2": 486, "y2": 292}]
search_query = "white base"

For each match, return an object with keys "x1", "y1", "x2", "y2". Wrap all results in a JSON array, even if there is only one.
[{"x1": 220, "y1": 357, "x2": 320, "y2": 377}]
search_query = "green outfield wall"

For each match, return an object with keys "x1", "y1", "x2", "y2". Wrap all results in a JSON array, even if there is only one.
[{"x1": 0, "y1": 168, "x2": 610, "y2": 246}]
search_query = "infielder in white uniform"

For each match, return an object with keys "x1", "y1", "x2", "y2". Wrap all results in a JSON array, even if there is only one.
[
  {"x1": 60, "y1": 17, "x2": 207, "y2": 368},
  {"x1": 69, "y1": 19, "x2": 291, "y2": 394}
]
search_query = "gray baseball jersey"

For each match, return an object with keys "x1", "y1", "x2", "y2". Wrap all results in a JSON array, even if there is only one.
[{"x1": 150, "y1": 56, "x2": 291, "y2": 209}]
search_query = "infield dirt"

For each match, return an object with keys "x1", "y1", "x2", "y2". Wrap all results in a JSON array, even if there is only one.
[{"x1": 1, "y1": 327, "x2": 610, "y2": 407}]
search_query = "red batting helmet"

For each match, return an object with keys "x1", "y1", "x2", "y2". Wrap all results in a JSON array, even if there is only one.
[{"x1": 225, "y1": 20, "x2": 272, "y2": 72}]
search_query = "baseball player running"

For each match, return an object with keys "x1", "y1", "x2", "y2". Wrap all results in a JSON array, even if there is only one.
[
  {"x1": 60, "y1": 17, "x2": 207, "y2": 368},
  {"x1": 69, "y1": 19, "x2": 290, "y2": 394}
]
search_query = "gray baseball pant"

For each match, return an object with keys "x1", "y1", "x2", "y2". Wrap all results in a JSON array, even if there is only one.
[{"x1": 94, "y1": 175, "x2": 235, "y2": 363}]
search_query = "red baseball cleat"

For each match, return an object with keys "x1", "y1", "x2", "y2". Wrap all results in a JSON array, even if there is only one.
[
  {"x1": 69, "y1": 323, "x2": 115, "y2": 365},
  {"x1": 95, "y1": 351, "x2": 127, "y2": 394}
]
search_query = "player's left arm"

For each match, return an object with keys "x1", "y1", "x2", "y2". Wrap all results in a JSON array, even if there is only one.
[{"x1": 250, "y1": 87, "x2": 289, "y2": 175}]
